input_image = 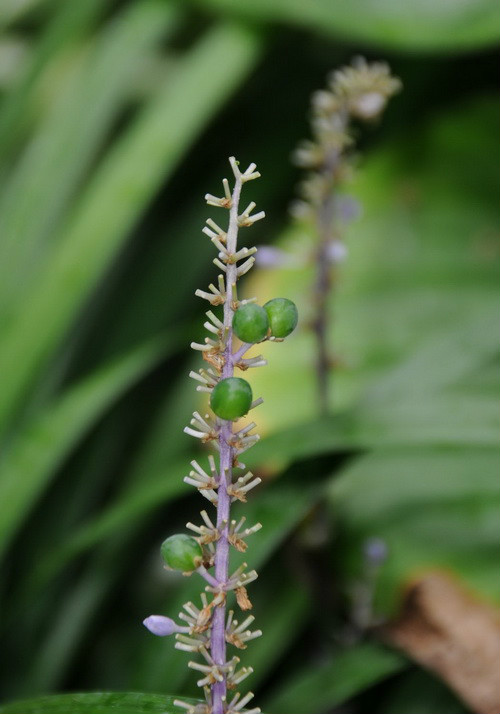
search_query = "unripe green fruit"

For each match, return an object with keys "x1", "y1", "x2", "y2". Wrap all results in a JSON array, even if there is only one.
[
  {"x1": 210, "y1": 377, "x2": 252, "y2": 420},
  {"x1": 161, "y1": 534, "x2": 202, "y2": 572},
  {"x1": 264, "y1": 298, "x2": 298, "y2": 338},
  {"x1": 232, "y1": 303, "x2": 269, "y2": 343}
]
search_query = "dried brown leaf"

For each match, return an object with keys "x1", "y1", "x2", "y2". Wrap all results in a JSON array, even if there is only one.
[{"x1": 383, "y1": 572, "x2": 500, "y2": 714}]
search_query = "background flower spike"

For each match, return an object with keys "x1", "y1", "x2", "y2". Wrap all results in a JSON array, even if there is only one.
[{"x1": 291, "y1": 57, "x2": 401, "y2": 415}]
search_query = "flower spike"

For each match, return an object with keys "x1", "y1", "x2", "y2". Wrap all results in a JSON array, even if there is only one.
[{"x1": 143, "y1": 158, "x2": 298, "y2": 714}]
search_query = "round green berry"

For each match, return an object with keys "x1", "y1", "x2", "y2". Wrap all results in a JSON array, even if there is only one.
[
  {"x1": 210, "y1": 377, "x2": 252, "y2": 420},
  {"x1": 264, "y1": 298, "x2": 298, "y2": 338},
  {"x1": 232, "y1": 303, "x2": 269, "y2": 343},
  {"x1": 161, "y1": 534, "x2": 202, "y2": 572}
]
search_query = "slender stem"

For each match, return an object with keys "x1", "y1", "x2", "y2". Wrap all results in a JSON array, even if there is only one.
[
  {"x1": 232, "y1": 341, "x2": 252, "y2": 363},
  {"x1": 313, "y1": 250, "x2": 330, "y2": 416},
  {"x1": 312, "y1": 160, "x2": 336, "y2": 416},
  {"x1": 210, "y1": 174, "x2": 243, "y2": 714},
  {"x1": 311, "y1": 123, "x2": 346, "y2": 416},
  {"x1": 197, "y1": 565, "x2": 220, "y2": 588}
]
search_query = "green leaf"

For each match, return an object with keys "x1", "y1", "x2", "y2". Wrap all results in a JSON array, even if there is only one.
[
  {"x1": 23, "y1": 373, "x2": 200, "y2": 600},
  {"x1": 0, "y1": 21, "x2": 262, "y2": 433},
  {"x1": 0, "y1": 692, "x2": 198, "y2": 714},
  {"x1": 378, "y1": 670, "x2": 469, "y2": 714},
  {"x1": 0, "y1": 0, "x2": 48, "y2": 29},
  {"x1": 0, "y1": 335, "x2": 172, "y2": 559},
  {"x1": 26, "y1": 452, "x2": 191, "y2": 598},
  {"x1": 328, "y1": 446, "x2": 500, "y2": 612},
  {"x1": 193, "y1": 0, "x2": 500, "y2": 50},
  {"x1": 0, "y1": 0, "x2": 108, "y2": 155},
  {"x1": 0, "y1": 0, "x2": 180, "y2": 318},
  {"x1": 239, "y1": 571, "x2": 311, "y2": 688},
  {"x1": 246, "y1": 390, "x2": 498, "y2": 471},
  {"x1": 264, "y1": 642, "x2": 406, "y2": 714}
]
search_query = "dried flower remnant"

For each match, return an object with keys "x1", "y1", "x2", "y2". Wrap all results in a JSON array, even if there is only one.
[
  {"x1": 292, "y1": 57, "x2": 401, "y2": 414},
  {"x1": 143, "y1": 158, "x2": 298, "y2": 714}
]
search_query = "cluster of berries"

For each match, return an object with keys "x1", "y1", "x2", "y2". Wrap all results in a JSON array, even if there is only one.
[{"x1": 211, "y1": 299, "x2": 297, "y2": 420}]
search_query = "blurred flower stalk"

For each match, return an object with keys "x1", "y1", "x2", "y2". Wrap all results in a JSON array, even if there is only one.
[{"x1": 291, "y1": 58, "x2": 401, "y2": 414}]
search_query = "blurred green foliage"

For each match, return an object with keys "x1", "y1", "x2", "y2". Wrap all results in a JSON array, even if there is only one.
[{"x1": 0, "y1": 1, "x2": 498, "y2": 713}]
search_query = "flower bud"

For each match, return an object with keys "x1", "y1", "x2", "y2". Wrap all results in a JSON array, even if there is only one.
[
  {"x1": 143, "y1": 615, "x2": 178, "y2": 636},
  {"x1": 363, "y1": 537, "x2": 388, "y2": 566},
  {"x1": 325, "y1": 240, "x2": 348, "y2": 264}
]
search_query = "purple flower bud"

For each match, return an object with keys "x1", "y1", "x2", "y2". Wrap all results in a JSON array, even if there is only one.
[
  {"x1": 325, "y1": 240, "x2": 347, "y2": 264},
  {"x1": 255, "y1": 245, "x2": 295, "y2": 269},
  {"x1": 334, "y1": 195, "x2": 362, "y2": 223},
  {"x1": 143, "y1": 615, "x2": 178, "y2": 636},
  {"x1": 363, "y1": 537, "x2": 388, "y2": 566}
]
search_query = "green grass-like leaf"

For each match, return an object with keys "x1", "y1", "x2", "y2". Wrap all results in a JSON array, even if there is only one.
[
  {"x1": 193, "y1": 0, "x2": 500, "y2": 50},
  {"x1": 0, "y1": 0, "x2": 107, "y2": 157},
  {"x1": 328, "y1": 445, "x2": 500, "y2": 612},
  {"x1": 0, "y1": 335, "x2": 172, "y2": 558},
  {"x1": 264, "y1": 643, "x2": 406, "y2": 714},
  {"x1": 0, "y1": 692, "x2": 198, "y2": 714},
  {"x1": 0, "y1": 21, "x2": 262, "y2": 433},
  {"x1": 0, "y1": 0, "x2": 180, "y2": 318}
]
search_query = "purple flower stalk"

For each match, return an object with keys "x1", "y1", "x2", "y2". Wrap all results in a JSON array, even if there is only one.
[{"x1": 144, "y1": 158, "x2": 297, "y2": 714}]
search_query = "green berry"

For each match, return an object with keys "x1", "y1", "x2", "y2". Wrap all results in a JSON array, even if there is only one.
[
  {"x1": 210, "y1": 377, "x2": 252, "y2": 420},
  {"x1": 264, "y1": 298, "x2": 298, "y2": 338},
  {"x1": 161, "y1": 534, "x2": 202, "y2": 572},
  {"x1": 232, "y1": 303, "x2": 269, "y2": 343}
]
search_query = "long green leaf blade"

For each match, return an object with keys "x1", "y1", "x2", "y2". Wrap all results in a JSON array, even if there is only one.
[
  {"x1": 195, "y1": 0, "x2": 500, "y2": 50},
  {"x1": 0, "y1": 335, "x2": 171, "y2": 558},
  {"x1": 264, "y1": 643, "x2": 406, "y2": 714},
  {"x1": 0, "y1": 0, "x2": 109, "y2": 154},
  {"x1": 0, "y1": 22, "x2": 262, "y2": 433},
  {"x1": 0, "y1": 692, "x2": 198, "y2": 714},
  {"x1": 0, "y1": 0, "x2": 179, "y2": 317}
]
